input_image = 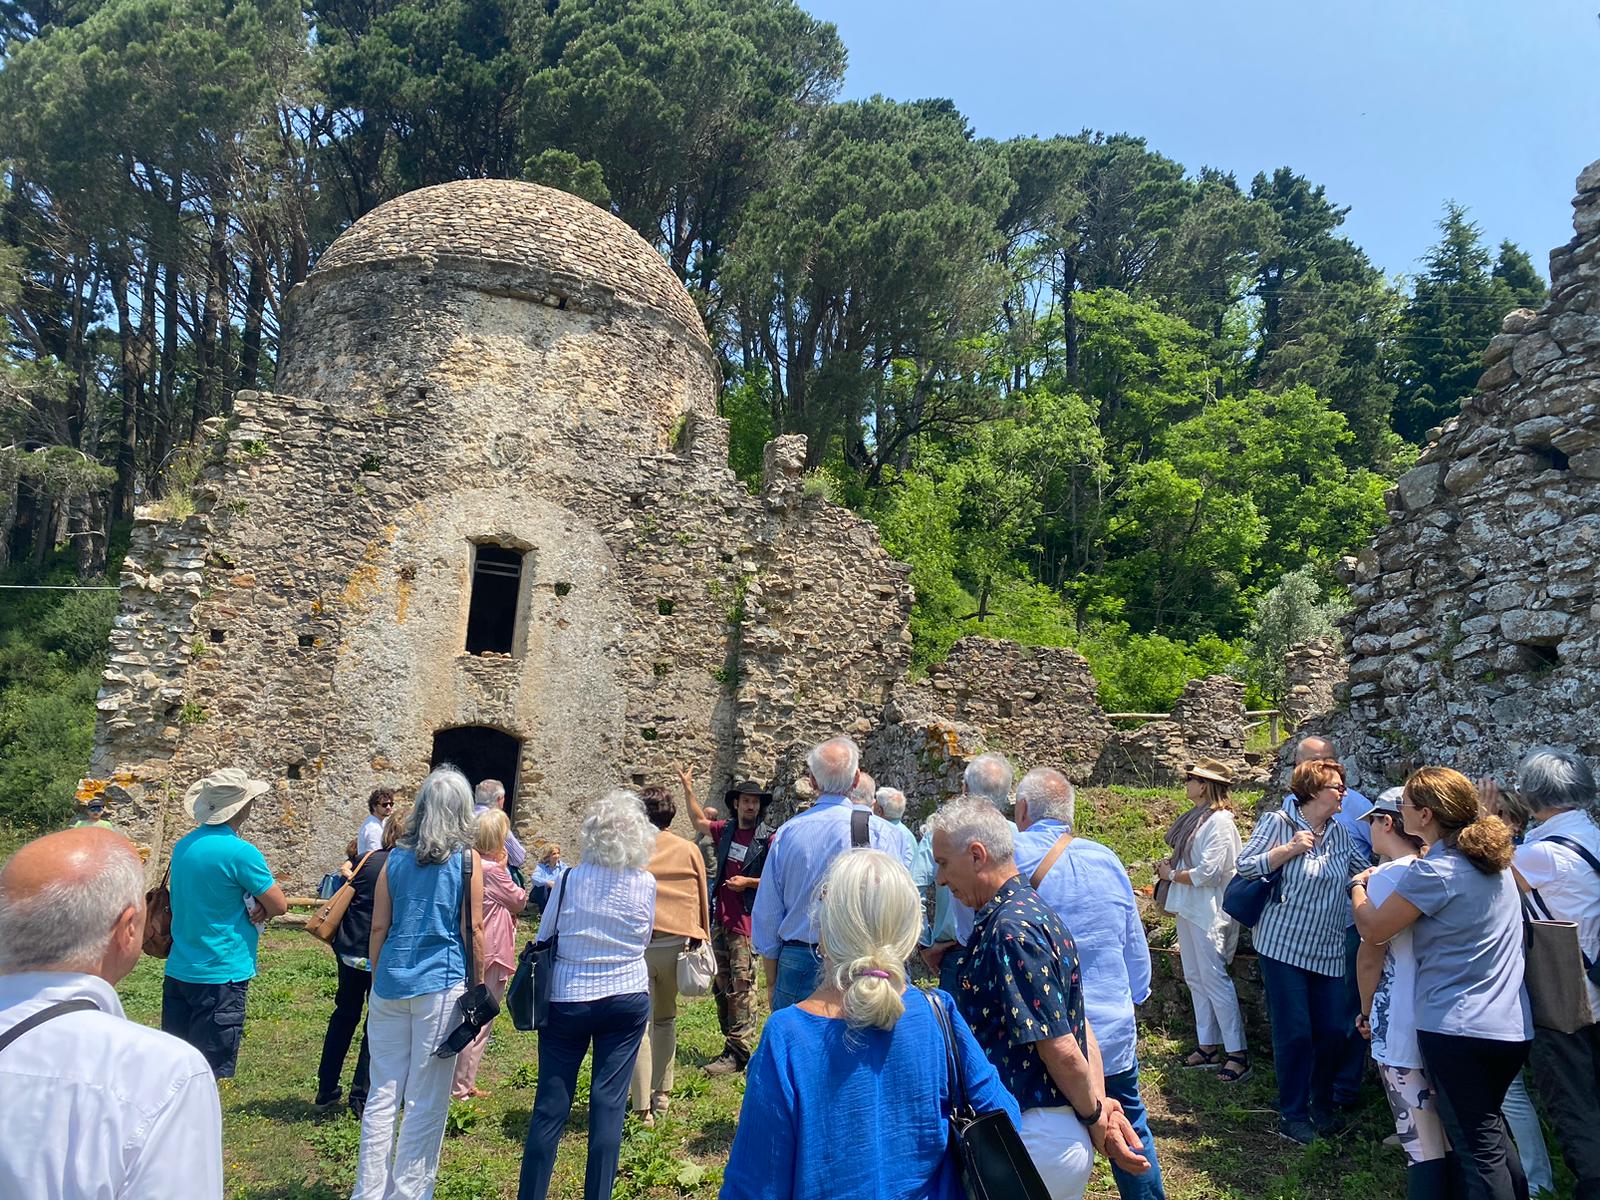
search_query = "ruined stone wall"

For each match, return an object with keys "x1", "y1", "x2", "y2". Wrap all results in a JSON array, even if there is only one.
[
  {"x1": 1318, "y1": 159, "x2": 1600, "y2": 783},
  {"x1": 1281, "y1": 636, "x2": 1345, "y2": 728},
  {"x1": 1091, "y1": 675, "x2": 1251, "y2": 787}
]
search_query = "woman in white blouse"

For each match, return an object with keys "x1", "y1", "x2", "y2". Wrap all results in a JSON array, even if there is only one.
[
  {"x1": 517, "y1": 791, "x2": 658, "y2": 1200},
  {"x1": 1155, "y1": 758, "x2": 1249, "y2": 1083}
]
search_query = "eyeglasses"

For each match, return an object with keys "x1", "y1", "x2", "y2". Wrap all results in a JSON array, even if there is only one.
[{"x1": 376, "y1": 801, "x2": 394, "y2": 809}]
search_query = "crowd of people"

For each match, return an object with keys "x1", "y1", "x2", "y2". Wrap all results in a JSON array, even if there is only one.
[{"x1": 0, "y1": 731, "x2": 1597, "y2": 1200}]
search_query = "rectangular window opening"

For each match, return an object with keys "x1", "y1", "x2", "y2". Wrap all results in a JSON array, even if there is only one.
[{"x1": 466, "y1": 543, "x2": 526, "y2": 655}]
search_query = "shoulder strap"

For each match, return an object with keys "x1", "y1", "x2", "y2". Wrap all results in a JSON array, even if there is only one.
[
  {"x1": 1029, "y1": 833, "x2": 1073, "y2": 890},
  {"x1": 459, "y1": 849, "x2": 479, "y2": 983},
  {"x1": 548, "y1": 868, "x2": 571, "y2": 937},
  {"x1": 851, "y1": 808, "x2": 870, "y2": 849},
  {"x1": 351, "y1": 850, "x2": 376, "y2": 881},
  {"x1": 1544, "y1": 835, "x2": 1600, "y2": 878},
  {"x1": 0, "y1": 999, "x2": 97, "y2": 1055},
  {"x1": 925, "y1": 988, "x2": 967, "y2": 1118}
]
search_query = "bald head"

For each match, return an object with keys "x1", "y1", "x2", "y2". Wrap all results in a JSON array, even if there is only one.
[
  {"x1": 1296, "y1": 736, "x2": 1336, "y2": 765},
  {"x1": 0, "y1": 828, "x2": 146, "y2": 981}
]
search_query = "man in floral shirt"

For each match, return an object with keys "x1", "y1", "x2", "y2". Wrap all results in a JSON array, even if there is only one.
[{"x1": 929, "y1": 796, "x2": 1150, "y2": 1197}]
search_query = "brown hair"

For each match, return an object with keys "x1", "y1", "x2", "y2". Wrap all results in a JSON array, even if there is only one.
[
  {"x1": 640, "y1": 785, "x2": 675, "y2": 831},
  {"x1": 1290, "y1": 759, "x2": 1346, "y2": 804},
  {"x1": 381, "y1": 811, "x2": 406, "y2": 850},
  {"x1": 1403, "y1": 766, "x2": 1514, "y2": 873},
  {"x1": 368, "y1": 787, "x2": 396, "y2": 814}
]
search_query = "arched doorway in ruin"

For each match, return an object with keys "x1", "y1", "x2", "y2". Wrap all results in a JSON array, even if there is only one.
[{"x1": 431, "y1": 726, "x2": 523, "y2": 817}]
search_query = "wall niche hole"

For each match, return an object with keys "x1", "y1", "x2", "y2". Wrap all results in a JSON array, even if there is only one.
[
  {"x1": 466, "y1": 543, "x2": 526, "y2": 655},
  {"x1": 287, "y1": 763, "x2": 303, "y2": 780},
  {"x1": 641, "y1": 727, "x2": 659, "y2": 741},
  {"x1": 1527, "y1": 443, "x2": 1570, "y2": 473},
  {"x1": 657, "y1": 597, "x2": 675, "y2": 616},
  {"x1": 297, "y1": 633, "x2": 316, "y2": 648},
  {"x1": 209, "y1": 629, "x2": 226, "y2": 644},
  {"x1": 1522, "y1": 643, "x2": 1561, "y2": 672},
  {"x1": 554, "y1": 581, "x2": 572, "y2": 597}
]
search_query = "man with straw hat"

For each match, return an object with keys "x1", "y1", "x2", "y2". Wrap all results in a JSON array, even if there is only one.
[{"x1": 161, "y1": 768, "x2": 287, "y2": 1078}]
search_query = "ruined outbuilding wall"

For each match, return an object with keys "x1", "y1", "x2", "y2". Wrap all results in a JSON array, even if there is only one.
[{"x1": 1317, "y1": 159, "x2": 1600, "y2": 783}]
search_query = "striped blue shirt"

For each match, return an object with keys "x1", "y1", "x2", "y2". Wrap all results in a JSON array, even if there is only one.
[
  {"x1": 1238, "y1": 800, "x2": 1367, "y2": 976},
  {"x1": 751, "y1": 795, "x2": 897, "y2": 958}
]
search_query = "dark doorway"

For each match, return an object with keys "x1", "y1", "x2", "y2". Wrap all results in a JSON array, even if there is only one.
[
  {"x1": 431, "y1": 726, "x2": 522, "y2": 810},
  {"x1": 465, "y1": 543, "x2": 525, "y2": 655}
]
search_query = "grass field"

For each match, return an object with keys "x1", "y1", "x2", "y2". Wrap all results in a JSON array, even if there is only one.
[{"x1": 34, "y1": 786, "x2": 1582, "y2": 1198}]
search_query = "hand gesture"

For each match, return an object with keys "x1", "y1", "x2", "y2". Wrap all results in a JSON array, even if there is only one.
[
  {"x1": 1091, "y1": 1098, "x2": 1151, "y2": 1174},
  {"x1": 1286, "y1": 830, "x2": 1317, "y2": 857},
  {"x1": 1355, "y1": 1012, "x2": 1372, "y2": 1041},
  {"x1": 675, "y1": 762, "x2": 695, "y2": 795},
  {"x1": 727, "y1": 875, "x2": 758, "y2": 892},
  {"x1": 1477, "y1": 776, "x2": 1503, "y2": 817},
  {"x1": 920, "y1": 942, "x2": 952, "y2": 972},
  {"x1": 1352, "y1": 866, "x2": 1376, "y2": 888}
]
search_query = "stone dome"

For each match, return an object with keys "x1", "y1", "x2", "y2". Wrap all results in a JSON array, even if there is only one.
[{"x1": 312, "y1": 179, "x2": 705, "y2": 343}]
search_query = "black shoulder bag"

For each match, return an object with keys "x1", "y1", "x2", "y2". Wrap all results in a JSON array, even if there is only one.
[
  {"x1": 926, "y1": 989, "x2": 1051, "y2": 1200},
  {"x1": 508, "y1": 867, "x2": 570, "y2": 1032},
  {"x1": 435, "y1": 850, "x2": 502, "y2": 1057},
  {"x1": 851, "y1": 808, "x2": 870, "y2": 848}
]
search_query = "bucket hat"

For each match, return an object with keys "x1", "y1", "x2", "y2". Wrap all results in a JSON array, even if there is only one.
[
  {"x1": 185, "y1": 768, "x2": 271, "y2": 825},
  {"x1": 1185, "y1": 757, "x2": 1234, "y2": 786}
]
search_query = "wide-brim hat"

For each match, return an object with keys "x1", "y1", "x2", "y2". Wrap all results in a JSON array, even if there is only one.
[
  {"x1": 185, "y1": 768, "x2": 271, "y2": 825},
  {"x1": 724, "y1": 780, "x2": 774, "y2": 811},
  {"x1": 1186, "y1": 758, "x2": 1234, "y2": 786}
]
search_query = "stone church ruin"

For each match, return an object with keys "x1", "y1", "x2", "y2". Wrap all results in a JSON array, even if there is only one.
[{"x1": 85, "y1": 159, "x2": 1600, "y2": 884}]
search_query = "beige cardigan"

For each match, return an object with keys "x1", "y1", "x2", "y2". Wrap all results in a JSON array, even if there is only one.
[{"x1": 647, "y1": 829, "x2": 711, "y2": 941}]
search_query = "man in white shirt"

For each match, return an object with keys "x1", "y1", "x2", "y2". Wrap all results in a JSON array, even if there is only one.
[
  {"x1": 357, "y1": 787, "x2": 395, "y2": 855},
  {"x1": 871, "y1": 786, "x2": 917, "y2": 870},
  {"x1": 0, "y1": 827, "x2": 223, "y2": 1199},
  {"x1": 1509, "y1": 747, "x2": 1600, "y2": 1198}
]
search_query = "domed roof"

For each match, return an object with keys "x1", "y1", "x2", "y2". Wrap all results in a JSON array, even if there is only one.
[{"x1": 312, "y1": 179, "x2": 705, "y2": 342}]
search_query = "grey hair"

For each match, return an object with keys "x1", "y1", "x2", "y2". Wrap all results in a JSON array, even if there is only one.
[
  {"x1": 579, "y1": 790, "x2": 657, "y2": 870},
  {"x1": 1017, "y1": 767, "x2": 1076, "y2": 829},
  {"x1": 848, "y1": 770, "x2": 877, "y2": 807},
  {"x1": 473, "y1": 778, "x2": 505, "y2": 808},
  {"x1": 403, "y1": 766, "x2": 478, "y2": 865},
  {"x1": 808, "y1": 736, "x2": 861, "y2": 796},
  {"x1": 927, "y1": 796, "x2": 1015, "y2": 865},
  {"x1": 1518, "y1": 747, "x2": 1599, "y2": 821},
  {"x1": 0, "y1": 846, "x2": 145, "y2": 973},
  {"x1": 964, "y1": 753, "x2": 1014, "y2": 809},
  {"x1": 875, "y1": 787, "x2": 908, "y2": 822}
]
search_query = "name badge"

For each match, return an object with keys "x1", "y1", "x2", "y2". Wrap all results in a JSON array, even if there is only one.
[{"x1": 727, "y1": 842, "x2": 749, "y2": 864}]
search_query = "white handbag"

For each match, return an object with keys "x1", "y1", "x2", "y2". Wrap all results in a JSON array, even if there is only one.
[{"x1": 677, "y1": 939, "x2": 716, "y2": 997}]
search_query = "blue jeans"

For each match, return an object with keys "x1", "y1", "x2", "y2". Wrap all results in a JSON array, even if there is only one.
[
  {"x1": 1333, "y1": 924, "x2": 1367, "y2": 1104},
  {"x1": 1259, "y1": 955, "x2": 1345, "y2": 1124},
  {"x1": 518, "y1": 992, "x2": 649, "y2": 1200},
  {"x1": 771, "y1": 943, "x2": 821, "y2": 1011},
  {"x1": 1105, "y1": 1059, "x2": 1165, "y2": 1200}
]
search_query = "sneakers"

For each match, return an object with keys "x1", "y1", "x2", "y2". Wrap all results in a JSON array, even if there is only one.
[
  {"x1": 314, "y1": 1089, "x2": 342, "y2": 1111},
  {"x1": 1277, "y1": 1118, "x2": 1317, "y2": 1146},
  {"x1": 704, "y1": 1055, "x2": 743, "y2": 1078}
]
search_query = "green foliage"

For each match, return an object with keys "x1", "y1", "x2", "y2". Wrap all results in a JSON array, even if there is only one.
[
  {"x1": 719, "y1": 368, "x2": 774, "y2": 489},
  {"x1": 1244, "y1": 566, "x2": 1347, "y2": 705}
]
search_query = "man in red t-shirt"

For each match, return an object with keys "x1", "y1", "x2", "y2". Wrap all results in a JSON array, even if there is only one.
[{"x1": 677, "y1": 764, "x2": 772, "y2": 1075}]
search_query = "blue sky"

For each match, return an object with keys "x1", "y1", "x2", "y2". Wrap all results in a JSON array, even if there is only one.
[{"x1": 801, "y1": 0, "x2": 1600, "y2": 281}]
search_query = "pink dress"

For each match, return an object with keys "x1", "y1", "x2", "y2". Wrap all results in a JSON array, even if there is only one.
[{"x1": 452, "y1": 859, "x2": 528, "y2": 1096}]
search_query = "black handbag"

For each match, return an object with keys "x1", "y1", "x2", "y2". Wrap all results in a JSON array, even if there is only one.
[
  {"x1": 510, "y1": 868, "x2": 569, "y2": 1031},
  {"x1": 926, "y1": 989, "x2": 1051, "y2": 1200},
  {"x1": 434, "y1": 850, "x2": 502, "y2": 1058},
  {"x1": 1221, "y1": 811, "x2": 1290, "y2": 927}
]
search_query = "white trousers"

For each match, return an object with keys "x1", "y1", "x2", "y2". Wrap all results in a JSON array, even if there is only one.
[
  {"x1": 1176, "y1": 915, "x2": 1246, "y2": 1054},
  {"x1": 1019, "y1": 1105, "x2": 1094, "y2": 1200},
  {"x1": 352, "y1": 983, "x2": 467, "y2": 1200}
]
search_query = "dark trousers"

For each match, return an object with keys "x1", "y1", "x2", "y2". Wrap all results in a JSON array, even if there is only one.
[
  {"x1": 1259, "y1": 955, "x2": 1344, "y2": 1124},
  {"x1": 1106, "y1": 1059, "x2": 1165, "y2": 1200},
  {"x1": 1333, "y1": 924, "x2": 1368, "y2": 1104},
  {"x1": 161, "y1": 976, "x2": 250, "y2": 1078},
  {"x1": 1530, "y1": 1022, "x2": 1600, "y2": 1199},
  {"x1": 1418, "y1": 1029, "x2": 1530, "y2": 1200},
  {"x1": 518, "y1": 992, "x2": 650, "y2": 1200},
  {"x1": 316, "y1": 959, "x2": 372, "y2": 1104}
]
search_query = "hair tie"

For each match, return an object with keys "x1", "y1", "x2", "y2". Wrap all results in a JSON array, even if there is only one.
[{"x1": 856, "y1": 969, "x2": 891, "y2": 980}]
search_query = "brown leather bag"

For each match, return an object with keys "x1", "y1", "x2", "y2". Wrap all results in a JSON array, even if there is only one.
[
  {"x1": 143, "y1": 866, "x2": 173, "y2": 958},
  {"x1": 306, "y1": 852, "x2": 376, "y2": 944}
]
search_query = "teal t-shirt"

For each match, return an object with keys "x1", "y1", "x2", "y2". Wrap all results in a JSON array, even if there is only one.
[{"x1": 165, "y1": 824, "x2": 276, "y2": 984}]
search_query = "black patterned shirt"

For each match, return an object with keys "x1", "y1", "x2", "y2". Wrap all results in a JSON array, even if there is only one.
[{"x1": 951, "y1": 874, "x2": 1086, "y2": 1110}]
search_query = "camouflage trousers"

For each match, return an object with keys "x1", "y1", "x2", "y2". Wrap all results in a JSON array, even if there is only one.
[{"x1": 712, "y1": 925, "x2": 757, "y2": 1065}]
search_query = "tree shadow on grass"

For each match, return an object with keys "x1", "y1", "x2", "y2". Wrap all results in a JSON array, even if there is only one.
[
  {"x1": 685, "y1": 1117, "x2": 736, "y2": 1155},
  {"x1": 233, "y1": 1096, "x2": 325, "y2": 1123}
]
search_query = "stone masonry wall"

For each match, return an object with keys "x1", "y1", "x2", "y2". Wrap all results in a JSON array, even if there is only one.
[
  {"x1": 1315, "y1": 159, "x2": 1600, "y2": 784},
  {"x1": 1281, "y1": 636, "x2": 1345, "y2": 728}
]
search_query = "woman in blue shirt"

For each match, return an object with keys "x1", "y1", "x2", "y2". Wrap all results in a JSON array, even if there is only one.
[{"x1": 721, "y1": 849, "x2": 1018, "y2": 1200}]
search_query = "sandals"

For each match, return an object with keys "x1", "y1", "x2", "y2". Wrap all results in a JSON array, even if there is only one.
[
  {"x1": 1217, "y1": 1053, "x2": 1252, "y2": 1083},
  {"x1": 1182, "y1": 1048, "x2": 1221, "y2": 1069}
]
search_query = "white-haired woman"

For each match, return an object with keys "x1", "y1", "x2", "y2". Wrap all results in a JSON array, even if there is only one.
[
  {"x1": 354, "y1": 767, "x2": 485, "y2": 1200},
  {"x1": 721, "y1": 850, "x2": 1019, "y2": 1200},
  {"x1": 517, "y1": 791, "x2": 658, "y2": 1200}
]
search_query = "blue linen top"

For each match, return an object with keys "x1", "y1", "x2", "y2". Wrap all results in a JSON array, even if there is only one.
[
  {"x1": 952, "y1": 876, "x2": 1086, "y2": 1111},
  {"x1": 373, "y1": 848, "x2": 468, "y2": 1000},
  {"x1": 1013, "y1": 823, "x2": 1151, "y2": 1076},
  {"x1": 720, "y1": 988, "x2": 1019, "y2": 1200},
  {"x1": 1395, "y1": 844, "x2": 1532, "y2": 1042},
  {"x1": 165, "y1": 824, "x2": 276, "y2": 984},
  {"x1": 750, "y1": 795, "x2": 897, "y2": 958}
]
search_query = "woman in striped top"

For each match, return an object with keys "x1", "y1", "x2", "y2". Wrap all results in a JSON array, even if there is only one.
[
  {"x1": 1237, "y1": 759, "x2": 1368, "y2": 1145},
  {"x1": 517, "y1": 791, "x2": 658, "y2": 1200}
]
